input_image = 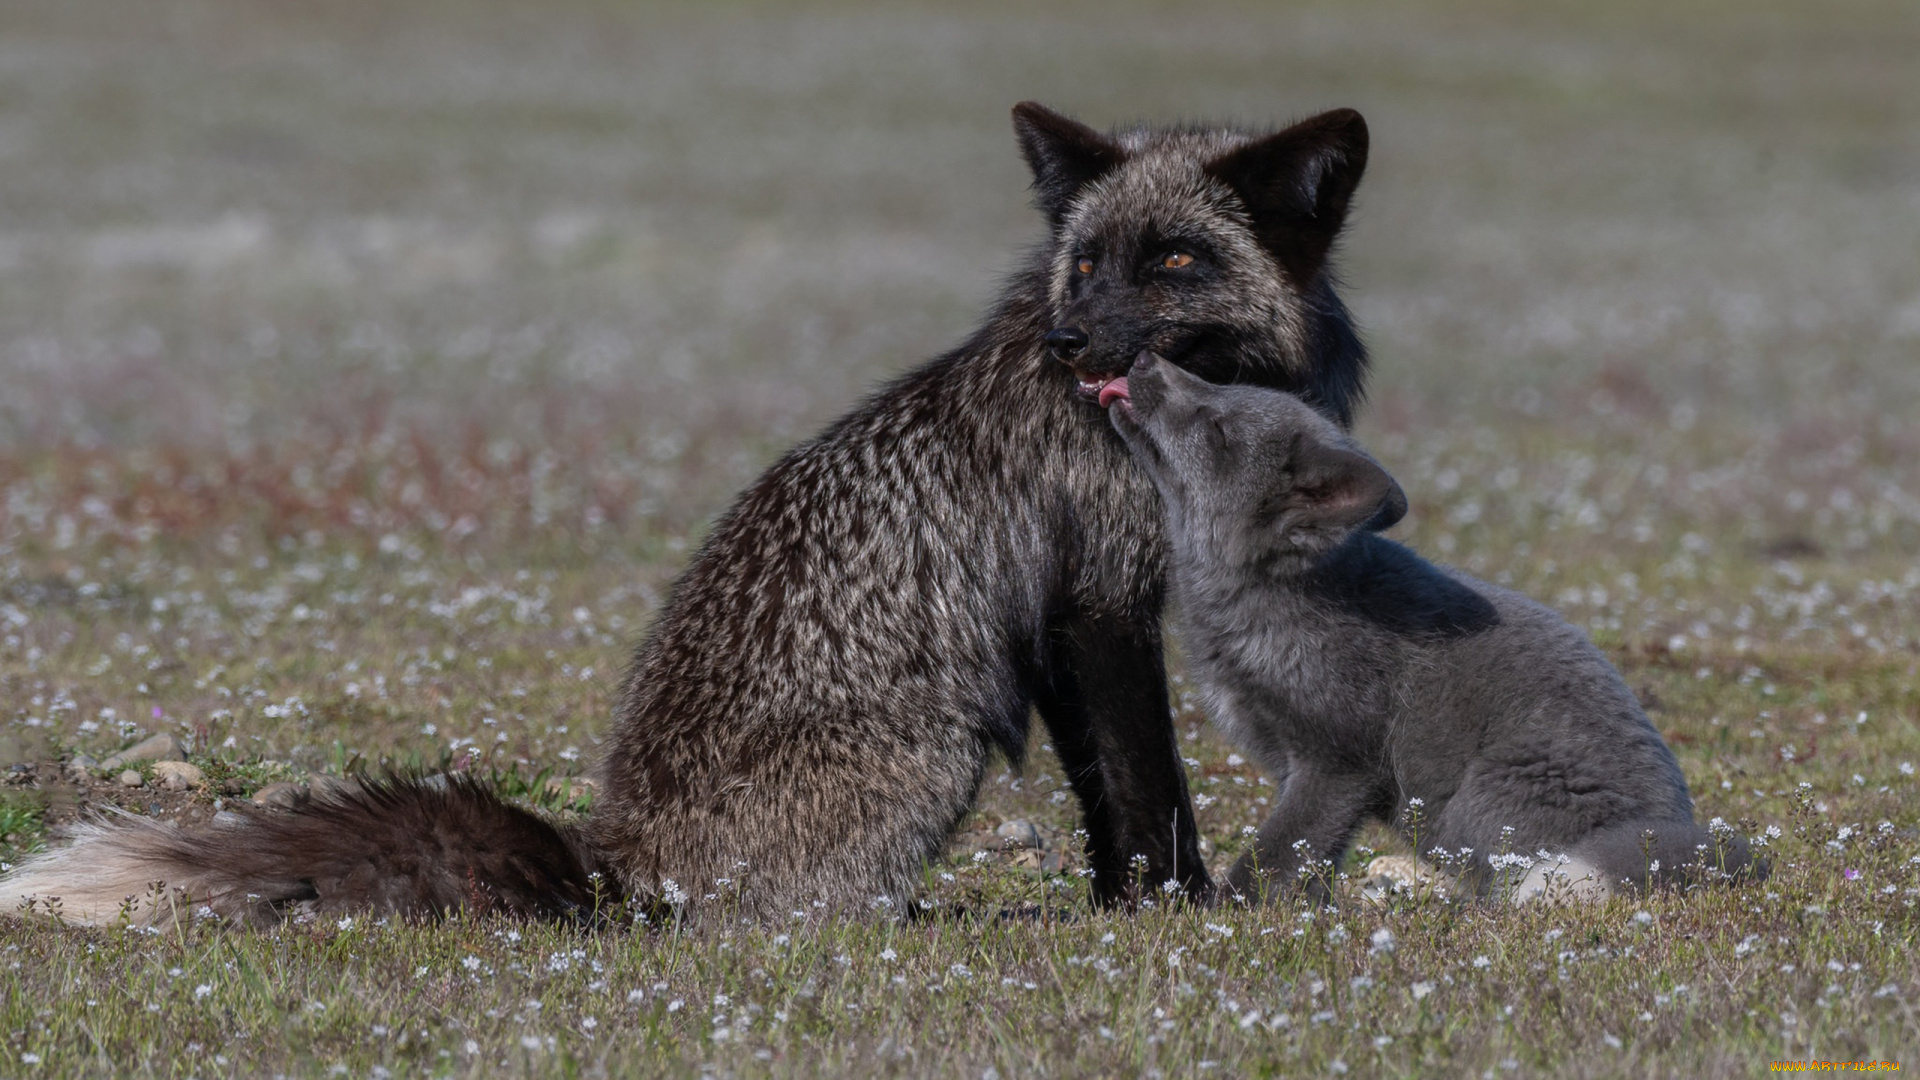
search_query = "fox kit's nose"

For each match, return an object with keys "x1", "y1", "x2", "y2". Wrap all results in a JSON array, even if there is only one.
[{"x1": 1045, "y1": 326, "x2": 1089, "y2": 362}]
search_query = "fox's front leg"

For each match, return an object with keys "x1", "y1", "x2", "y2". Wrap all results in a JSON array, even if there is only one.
[
  {"x1": 1228, "y1": 766, "x2": 1376, "y2": 905},
  {"x1": 1034, "y1": 612, "x2": 1211, "y2": 907}
]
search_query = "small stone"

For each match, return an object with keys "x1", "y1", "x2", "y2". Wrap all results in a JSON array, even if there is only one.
[
  {"x1": 117, "y1": 769, "x2": 145, "y2": 788},
  {"x1": 100, "y1": 732, "x2": 186, "y2": 771},
  {"x1": 307, "y1": 775, "x2": 360, "y2": 802},
  {"x1": 1361, "y1": 855, "x2": 1452, "y2": 901},
  {"x1": 219, "y1": 777, "x2": 250, "y2": 796},
  {"x1": 152, "y1": 761, "x2": 204, "y2": 792},
  {"x1": 544, "y1": 776, "x2": 597, "y2": 803},
  {"x1": 253, "y1": 781, "x2": 307, "y2": 810},
  {"x1": 945, "y1": 827, "x2": 998, "y2": 859},
  {"x1": 69, "y1": 754, "x2": 98, "y2": 773},
  {"x1": 996, "y1": 820, "x2": 1042, "y2": 850}
]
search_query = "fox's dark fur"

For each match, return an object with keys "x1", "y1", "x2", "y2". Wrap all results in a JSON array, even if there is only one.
[
  {"x1": 1108, "y1": 355, "x2": 1761, "y2": 903},
  {"x1": 2, "y1": 103, "x2": 1376, "y2": 925}
]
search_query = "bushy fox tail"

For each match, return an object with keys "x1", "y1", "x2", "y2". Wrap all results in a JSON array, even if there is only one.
[{"x1": 0, "y1": 775, "x2": 607, "y2": 927}]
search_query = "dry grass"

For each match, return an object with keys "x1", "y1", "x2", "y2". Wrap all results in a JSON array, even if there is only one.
[{"x1": 2, "y1": 0, "x2": 1919, "y2": 1075}]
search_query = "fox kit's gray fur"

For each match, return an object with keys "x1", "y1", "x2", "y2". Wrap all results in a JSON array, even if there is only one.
[
  {"x1": 1108, "y1": 355, "x2": 1758, "y2": 902},
  {"x1": 2, "y1": 103, "x2": 1378, "y2": 925}
]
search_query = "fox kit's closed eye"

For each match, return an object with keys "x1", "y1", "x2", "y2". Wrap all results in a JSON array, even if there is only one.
[{"x1": 1107, "y1": 354, "x2": 1759, "y2": 902}]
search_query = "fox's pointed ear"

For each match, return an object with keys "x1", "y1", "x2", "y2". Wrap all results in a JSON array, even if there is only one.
[
  {"x1": 1012, "y1": 102, "x2": 1124, "y2": 226},
  {"x1": 1287, "y1": 436, "x2": 1404, "y2": 540},
  {"x1": 1204, "y1": 108, "x2": 1369, "y2": 285}
]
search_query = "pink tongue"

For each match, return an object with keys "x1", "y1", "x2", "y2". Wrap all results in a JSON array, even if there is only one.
[{"x1": 1099, "y1": 377, "x2": 1130, "y2": 408}]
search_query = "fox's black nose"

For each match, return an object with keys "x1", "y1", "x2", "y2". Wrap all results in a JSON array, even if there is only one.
[{"x1": 1045, "y1": 326, "x2": 1089, "y2": 362}]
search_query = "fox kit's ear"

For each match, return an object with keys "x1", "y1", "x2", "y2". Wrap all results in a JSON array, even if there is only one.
[
  {"x1": 1285, "y1": 436, "x2": 1405, "y2": 546},
  {"x1": 1012, "y1": 102, "x2": 1124, "y2": 226},
  {"x1": 1361, "y1": 475, "x2": 1409, "y2": 533},
  {"x1": 1204, "y1": 109, "x2": 1369, "y2": 286}
]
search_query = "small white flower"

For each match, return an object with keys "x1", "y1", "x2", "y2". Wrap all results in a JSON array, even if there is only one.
[
  {"x1": 1472, "y1": 955, "x2": 1491, "y2": 969},
  {"x1": 1369, "y1": 927, "x2": 1396, "y2": 953},
  {"x1": 1411, "y1": 981, "x2": 1434, "y2": 1000},
  {"x1": 194, "y1": 984, "x2": 212, "y2": 1000}
]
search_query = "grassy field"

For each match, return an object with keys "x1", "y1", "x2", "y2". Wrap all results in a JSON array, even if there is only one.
[{"x1": 3, "y1": 0, "x2": 1920, "y2": 1075}]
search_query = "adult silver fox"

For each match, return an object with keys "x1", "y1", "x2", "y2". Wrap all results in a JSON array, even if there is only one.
[{"x1": 1, "y1": 103, "x2": 1375, "y2": 924}]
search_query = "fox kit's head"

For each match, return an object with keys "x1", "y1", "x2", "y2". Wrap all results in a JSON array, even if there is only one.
[
  {"x1": 1012, "y1": 102, "x2": 1371, "y2": 427},
  {"x1": 1107, "y1": 353, "x2": 1405, "y2": 572}
]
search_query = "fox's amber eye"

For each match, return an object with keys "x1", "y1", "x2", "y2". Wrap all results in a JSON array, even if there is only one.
[
  {"x1": 1162, "y1": 252, "x2": 1194, "y2": 270},
  {"x1": 1076, "y1": 257, "x2": 1095, "y2": 275}
]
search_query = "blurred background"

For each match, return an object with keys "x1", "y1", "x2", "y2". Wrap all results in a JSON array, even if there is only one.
[
  {"x1": 1, "y1": 0, "x2": 1918, "y2": 666},
  {"x1": 2, "y1": 9, "x2": 1915, "y2": 1069}
]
